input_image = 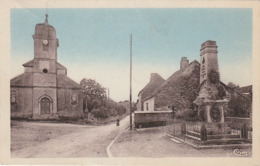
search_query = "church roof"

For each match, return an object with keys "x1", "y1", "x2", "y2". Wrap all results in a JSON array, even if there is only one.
[
  {"x1": 23, "y1": 60, "x2": 34, "y2": 67},
  {"x1": 11, "y1": 73, "x2": 82, "y2": 90},
  {"x1": 11, "y1": 73, "x2": 33, "y2": 87},
  {"x1": 57, "y1": 75, "x2": 83, "y2": 89},
  {"x1": 22, "y1": 60, "x2": 67, "y2": 70},
  {"x1": 57, "y1": 62, "x2": 67, "y2": 70}
]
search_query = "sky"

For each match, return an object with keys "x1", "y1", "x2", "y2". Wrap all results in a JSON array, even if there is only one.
[{"x1": 10, "y1": 8, "x2": 252, "y2": 102}]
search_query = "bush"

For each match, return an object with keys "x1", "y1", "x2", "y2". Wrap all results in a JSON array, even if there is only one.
[
  {"x1": 92, "y1": 107, "x2": 109, "y2": 119},
  {"x1": 176, "y1": 108, "x2": 198, "y2": 121}
]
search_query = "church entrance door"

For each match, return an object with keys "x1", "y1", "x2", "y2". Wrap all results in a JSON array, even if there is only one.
[{"x1": 40, "y1": 97, "x2": 51, "y2": 115}]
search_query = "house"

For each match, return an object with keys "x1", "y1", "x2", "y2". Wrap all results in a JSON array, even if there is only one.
[
  {"x1": 141, "y1": 58, "x2": 200, "y2": 112},
  {"x1": 136, "y1": 73, "x2": 165, "y2": 111}
]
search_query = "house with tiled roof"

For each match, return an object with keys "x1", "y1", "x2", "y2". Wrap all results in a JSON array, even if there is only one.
[
  {"x1": 136, "y1": 73, "x2": 165, "y2": 111},
  {"x1": 141, "y1": 58, "x2": 200, "y2": 112}
]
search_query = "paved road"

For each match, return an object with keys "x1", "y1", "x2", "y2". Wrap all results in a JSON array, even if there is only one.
[{"x1": 12, "y1": 116, "x2": 130, "y2": 158}]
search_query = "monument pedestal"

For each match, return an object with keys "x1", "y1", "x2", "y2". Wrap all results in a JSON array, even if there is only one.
[
  {"x1": 204, "y1": 99, "x2": 230, "y2": 134},
  {"x1": 204, "y1": 99, "x2": 229, "y2": 123}
]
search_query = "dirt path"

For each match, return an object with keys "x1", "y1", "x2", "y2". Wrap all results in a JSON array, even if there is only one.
[{"x1": 11, "y1": 116, "x2": 129, "y2": 158}]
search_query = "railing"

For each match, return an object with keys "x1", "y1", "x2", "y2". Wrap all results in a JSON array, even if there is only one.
[{"x1": 167, "y1": 118, "x2": 252, "y2": 142}]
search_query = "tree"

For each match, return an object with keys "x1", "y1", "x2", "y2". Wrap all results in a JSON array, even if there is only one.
[
  {"x1": 80, "y1": 78, "x2": 107, "y2": 113},
  {"x1": 227, "y1": 82, "x2": 239, "y2": 89}
]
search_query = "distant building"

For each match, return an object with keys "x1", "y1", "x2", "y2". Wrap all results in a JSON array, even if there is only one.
[
  {"x1": 227, "y1": 85, "x2": 252, "y2": 118},
  {"x1": 10, "y1": 15, "x2": 84, "y2": 119},
  {"x1": 235, "y1": 85, "x2": 252, "y2": 98}
]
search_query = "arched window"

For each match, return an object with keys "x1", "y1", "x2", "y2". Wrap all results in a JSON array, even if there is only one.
[
  {"x1": 10, "y1": 89, "x2": 17, "y2": 104},
  {"x1": 71, "y1": 93, "x2": 78, "y2": 105}
]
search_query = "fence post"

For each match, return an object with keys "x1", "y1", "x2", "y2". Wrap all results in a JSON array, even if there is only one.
[
  {"x1": 241, "y1": 123, "x2": 248, "y2": 140},
  {"x1": 173, "y1": 123, "x2": 176, "y2": 137},
  {"x1": 200, "y1": 123, "x2": 207, "y2": 141},
  {"x1": 181, "y1": 123, "x2": 186, "y2": 141}
]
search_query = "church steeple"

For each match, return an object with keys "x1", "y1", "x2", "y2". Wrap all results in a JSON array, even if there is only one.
[{"x1": 33, "y1": 14, "x2": 58, "y2": 75}]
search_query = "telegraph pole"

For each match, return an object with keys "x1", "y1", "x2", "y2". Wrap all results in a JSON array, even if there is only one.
[{"x1": 130, "y1": 34, "x2": 133, "y2": 130}]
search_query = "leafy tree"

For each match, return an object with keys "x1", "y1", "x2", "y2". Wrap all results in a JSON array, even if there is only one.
[
  {"x1": 80, "y1": 78, "x2": 106, "y2": 113},
  {"x1": 227, "y1": 82, "x2": 239, "y2": 89},
  {"x1": 80, "y1": 78, "x2": 129, "y2": 121}
]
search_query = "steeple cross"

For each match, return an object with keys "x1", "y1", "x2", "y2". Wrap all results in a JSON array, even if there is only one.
[{"x1": 45, "y1": 14, "x2": 48, "y2": 22}]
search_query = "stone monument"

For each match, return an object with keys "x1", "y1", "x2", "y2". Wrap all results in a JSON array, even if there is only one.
[{"x1": 194, "y1": 40, "x2": 230, "y2": 134}]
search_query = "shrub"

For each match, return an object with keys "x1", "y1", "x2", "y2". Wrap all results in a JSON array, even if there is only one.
[
  {"x1": 91, "y1": 107, "x2": 109, "y2": 119},
  {"x1": 176, "y1": 108, "x2": 198, "y2": 121}
]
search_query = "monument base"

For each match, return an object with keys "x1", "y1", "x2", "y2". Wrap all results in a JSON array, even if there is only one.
[
  {"x1": 204, "y1": 99, "x2": 229, "y2": 123},
  {"x1": 191, "y1": 123, "x2": 231, "y2": 135}
]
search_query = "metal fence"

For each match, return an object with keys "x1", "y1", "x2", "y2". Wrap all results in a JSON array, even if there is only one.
[{"x1": 167, "y1": 118, "x2": 252, "y2": 141}]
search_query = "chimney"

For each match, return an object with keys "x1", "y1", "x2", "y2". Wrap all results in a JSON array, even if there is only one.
[
  {"x1": 150, "y1": 73, "x2": 158, "y2": 82},
  {"x1": 180, "y1": 57, "x2": 189, "y2": 70}
]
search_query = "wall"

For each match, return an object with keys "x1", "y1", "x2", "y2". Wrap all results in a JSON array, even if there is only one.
[
  {"x1": 134, "y1": 111, "x2": 173, "y2": 128},
  {"x1": 32, "y1": 87, "x2": 57, "y2": 116},
  {"x1": 136, "y1": 94, "x2": 142, "y2": 111},
  {"x1": 143, "y1": 97, "x2": 155, "y2": 111},
  {"x1": 57, "y1": 88, "x2": 84, "y2": 118},
  {"x1": 11, "y1": 87, "x2": 33, "y2": 118}
]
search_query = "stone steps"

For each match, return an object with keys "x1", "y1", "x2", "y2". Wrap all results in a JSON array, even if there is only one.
[
  {"x1": 186, "y1": 130, "x2": 240, "y2": 140},
  {"x1": 201, "y1": 138, "x2": 245, "y2": 145}
]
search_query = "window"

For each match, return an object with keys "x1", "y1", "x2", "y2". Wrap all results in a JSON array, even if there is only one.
[
  {"x1": 43, "y1": 69, "x2": 48, "y2": 73},
  {"x1": 10, "y1": 89, "x2": 17, "y2": 104},
  {"x1": 146, "y1": 103, "x2": 149, "y2": 111},
  {"x1": 71, "y1": 93, "x2": 78, "y2": 105}
]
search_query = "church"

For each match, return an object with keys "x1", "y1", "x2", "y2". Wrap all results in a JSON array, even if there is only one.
[{"x1": 10, "y1": 15, "x2": 84, "y2": 119}]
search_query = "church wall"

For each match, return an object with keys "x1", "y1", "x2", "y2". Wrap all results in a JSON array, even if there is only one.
[
  {"x1": 11, "y1": 87, "x2": 33, "y2": 118},
  {"x1": 33, "y1": 73, "x2": 57, "y2": 87},
  {"x1": 57, "y1": 88, "x2": 84, "y2": 118},
  {"x1": 32, "y1": 87, "x2": 57, "y2": 116},
  {"x1": 33, "y1": 59, "x2": 56, "y2": 74}
]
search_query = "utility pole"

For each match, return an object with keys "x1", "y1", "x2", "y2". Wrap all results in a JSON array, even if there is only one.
[{"x1": 130, "y1": 34, "x2": 133, "y2": 130}]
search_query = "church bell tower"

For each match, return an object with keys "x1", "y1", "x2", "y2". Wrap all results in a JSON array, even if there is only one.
[{"x1": 32, "y1": 14, "x2": 59, "y2": 117}]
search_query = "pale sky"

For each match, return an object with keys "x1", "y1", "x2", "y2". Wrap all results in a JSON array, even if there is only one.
[{"x1": 11, "y1": 8, "x2": 252, "y2": 102}]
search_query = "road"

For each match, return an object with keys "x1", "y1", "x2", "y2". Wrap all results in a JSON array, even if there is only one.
[{"x1": 11, "y1": 115, "x2": 129, "y2": 158}]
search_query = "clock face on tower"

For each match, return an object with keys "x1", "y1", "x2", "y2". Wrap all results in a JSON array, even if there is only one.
[{"x1": 42, "y1": 40, "x2": 48, "y2": 45}]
